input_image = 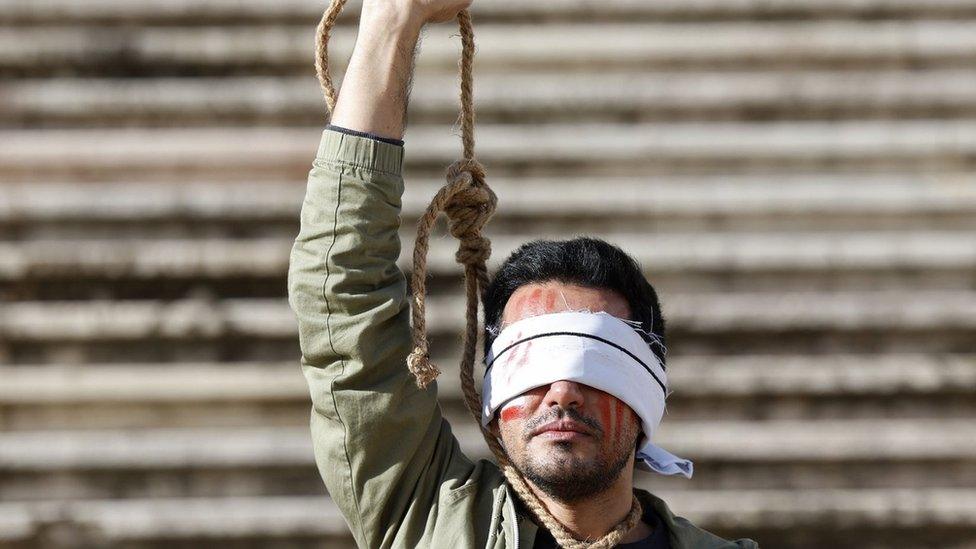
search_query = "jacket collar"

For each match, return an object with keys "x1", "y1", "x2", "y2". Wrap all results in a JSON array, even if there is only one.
[
  {"x1": 635, "y1": 488, "x2": 750, "y2": 549},
  {"x1": 511, "y1": 485, "x2": 748, "y2": 549}
]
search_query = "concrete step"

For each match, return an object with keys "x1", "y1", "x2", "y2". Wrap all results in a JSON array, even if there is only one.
[
  {"x1": 667, "y1": 488, "x2": 976, "y2": 548},
  {"x1": 3, "y1": 232, "x2": 974, "y2": 300},
  {"x1": 2, "y1": 291, "x2": 976, "y2": 363},
  {"x1": 2, "y1": 291, "x2": 976, "y2": 342},
  {"x1": 3, "y1": 122, "x2": 976, "y2": 181},
  {"x1": 0, "y1": 362, "x2": 310, "y2": 431},
  {"x1": 6, "y1": 0, "x2": 976, "y2": 25},
  {"x1": 0, "y1": 496, "x2": 353, "y2": 548},
  {"x1": 1, "y1": 355, "x2": 973, "y2": 430},
  {"x1": 4, "y1": 22, "x2": 976, "y2": 77},
  {"x1": 4, "y1": 175, "x2": 975, "y2": 237},
  {"x1": 2, "y1": 490, "x2": 976, "y2": 548},
  {"x1": 7, "y1": 70, "x2": 976, "y2": 127},
  {"x1": 2, "y1": 420, "x2": 975, "y2": 500}
]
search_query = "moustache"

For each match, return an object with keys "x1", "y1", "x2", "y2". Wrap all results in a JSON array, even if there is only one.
[{"x1": 522, "y1": 407, "x2": 604, "y2": 441}]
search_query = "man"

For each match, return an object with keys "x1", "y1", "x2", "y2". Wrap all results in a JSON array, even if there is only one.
[{"x1": 288, "y1": 0, "x2": 758, "y2": 547}]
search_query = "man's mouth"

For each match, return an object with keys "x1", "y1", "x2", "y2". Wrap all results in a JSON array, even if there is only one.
[{"x1": 531, "y1": 419, "x2": 594, "y2": 440}]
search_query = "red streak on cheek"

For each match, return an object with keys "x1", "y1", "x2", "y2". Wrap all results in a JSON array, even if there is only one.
[
  {"x1": 614, "y1": 400, "x2": 628, "y2": 444},
  {"x1": 500, "y1": 406, "x2": 524, "y2": 422},
  {"x1": 596, "y1": 395, "x2": 613, "y2": 437}
]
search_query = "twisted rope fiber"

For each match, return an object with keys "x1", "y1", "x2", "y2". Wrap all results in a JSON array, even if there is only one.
[{"x1": 315, "y1": 4, "x2": 640, "y2": 546}]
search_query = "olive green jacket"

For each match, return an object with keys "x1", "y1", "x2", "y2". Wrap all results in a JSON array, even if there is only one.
[{"x1": 288, "y1": 129, "x2": 758, "y2": 549}]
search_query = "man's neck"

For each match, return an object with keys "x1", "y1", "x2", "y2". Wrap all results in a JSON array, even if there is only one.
[{"x1": 528, "y1": 470, "x2": 652, "y2": 543}]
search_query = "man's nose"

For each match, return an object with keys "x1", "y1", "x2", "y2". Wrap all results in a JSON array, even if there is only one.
[{"x1": 543, "y1": 380, "x2": 585, "y2": 409}]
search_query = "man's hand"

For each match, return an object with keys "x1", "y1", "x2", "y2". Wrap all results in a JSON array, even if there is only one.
[
  {"x1": 410, "y1": 0, "x2": 474, "y2": 24},
  {"x1": 329, "y1": 0, "x2": 472, "y2": 140}
]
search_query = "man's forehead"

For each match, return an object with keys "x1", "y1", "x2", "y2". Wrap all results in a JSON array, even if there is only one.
[{"x1": 501, "y1": 282, "x2": 631, "y2": 328}]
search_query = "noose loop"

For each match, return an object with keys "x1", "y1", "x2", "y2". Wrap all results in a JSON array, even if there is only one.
[
  {"x1": 405, "y1": 156, "x2": 496, "y2": 388},
  {"x1": 314, "y1": 4, "x2": 640, "y2": 547}
]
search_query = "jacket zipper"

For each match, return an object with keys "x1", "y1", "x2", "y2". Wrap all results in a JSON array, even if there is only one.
[{"x1": 505, "y1": 487, "x2": 520, "y2": 549}]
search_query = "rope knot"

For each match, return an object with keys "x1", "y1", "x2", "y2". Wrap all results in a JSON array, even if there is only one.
[
  {"x1": 407, "y1": 346, "x2": 440, "y2": 389},
  {"x1": 455, "y1": 235, "x2": 492, "y2": 266},
  {"x1": 443, "y1": 159, "x2": 496, "y2": 266}
]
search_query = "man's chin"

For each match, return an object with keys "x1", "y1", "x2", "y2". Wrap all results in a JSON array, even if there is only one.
[
  {"x1": 529, "y1": 434, "x2": 598, "y2": 455},
  {"x1": 519, "y1": 455, "x2": 617, "y2": 503},
  {"x1": 527, "y1": 442, "x2": 600, "y2": 472},
  {"x1": 514, "y1": 437, "x2": 633, "y2": 503}
]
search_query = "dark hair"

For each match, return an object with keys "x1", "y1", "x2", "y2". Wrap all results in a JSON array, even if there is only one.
[{"x1": 482, "y1": 237, "x2": 667, "y2": 367}]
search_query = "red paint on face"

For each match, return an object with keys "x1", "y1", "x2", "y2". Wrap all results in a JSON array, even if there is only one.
[
  {"x1": 591, "y1": 391, "x2": 634, "y2": 447},
  {"x1": 502, "y1": 282, "x2": 631, "y2": 335},
  {"x1": 504, "y1": 331, "x2": 526, "y2": 384},
  {"x1": 500, "y1": 405, "x2": 524, "y2": 422},
  {"x1": 526, "y1": 288, "x2": 544, "y2": 311},
  {"x1": 544, "y1": 289, "x2": 558, "y2": 310},
  {"x1": 507, "y1": 292, "x2": 527, "y2": 317},
  {"x1": 514, "y1": 340, "x2": 533, "y2": 369},
  {"x1": 614, "y1": 400, "x2": 628, "y2": 445},
  {"x1": 595, "y1": 393, "x2": 614, "y2": 439}
]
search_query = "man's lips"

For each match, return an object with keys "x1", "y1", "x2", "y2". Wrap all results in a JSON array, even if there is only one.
[{"x1": 531, "y1": 419, "x2": 594, "y2": 438}]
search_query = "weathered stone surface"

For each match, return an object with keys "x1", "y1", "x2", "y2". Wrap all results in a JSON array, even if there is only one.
[
  {"x1": 3, "y1": 0, "x2": 976, "y2": 545},
  {"x1": 4, "y1": 122, "x2": 976, "y2": 180},
  {"x1": 5, "y1": 22, "x2": 976, "y2": 76},
  {"x1": 6, "y1": 70, "x2": 976, "y2": 125},
  {"x1": 6, "y1": 0, "x2": 976, "y2": 24},
  {"x1": 3, "y1": 174, "x2": 976, "y2": 222},
  {"x1": 4, "y1": 290, "x2": 976, "y2": 342},
  {"x1": 2, "y1": 231, "x2": 974, "y2": 281}
]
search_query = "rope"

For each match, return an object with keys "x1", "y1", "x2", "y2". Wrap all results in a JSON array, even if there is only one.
[{"x1": 314, "y1": 4, "x2": 641, "y2": 546}]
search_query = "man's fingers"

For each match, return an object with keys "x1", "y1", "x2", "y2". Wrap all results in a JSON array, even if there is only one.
[{"x1": 424, "y1": 0, "x2": 472, "y2": 24}]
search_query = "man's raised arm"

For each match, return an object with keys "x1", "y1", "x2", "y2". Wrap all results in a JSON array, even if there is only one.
[
  {"x1": 288, "y1": 1, "x2": 474, "y2": 547},
  {"x1": 330, "y1": 0, "x2": 472, "y2": 139}
]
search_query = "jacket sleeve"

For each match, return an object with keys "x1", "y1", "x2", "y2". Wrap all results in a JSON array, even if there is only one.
[{"x1": 288, "y1": 130, "x2": 470, "y2": 548}]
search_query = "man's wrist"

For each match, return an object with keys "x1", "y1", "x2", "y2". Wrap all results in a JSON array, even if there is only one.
[
  {"x1": 329, "y1": 4, "x2": 421, "y2": 140},
  {"x1": 359, "y1": 1, "x2": 426, "y2": 41}
]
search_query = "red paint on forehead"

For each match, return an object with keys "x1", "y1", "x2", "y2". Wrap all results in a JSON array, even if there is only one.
[
  {"x1": 544, "y1": 290, "x2": 558, "y2": 310},
  {"x1": 510, "y1": 295, "x2": 524, "y2": 316},
  {"x1": 504, "y1": 283, "x2": 632, "y2": 327},
  {"x1": 508, "y1": 287, "x2": 558, "y2": 318}
]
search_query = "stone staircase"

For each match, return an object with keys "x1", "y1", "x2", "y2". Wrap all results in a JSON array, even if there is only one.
[{"x1": 2, "y1": 1, "x2": 975, "y2": 547}]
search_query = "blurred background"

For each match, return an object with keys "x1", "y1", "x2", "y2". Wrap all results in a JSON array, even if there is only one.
[{"x1": 2, "y1": 0, "x2": 976, "y2": 547}]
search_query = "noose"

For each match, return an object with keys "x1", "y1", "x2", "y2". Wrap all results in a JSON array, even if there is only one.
[{"x1": 315, "y1": 3, "x2": 641, "y2": 547}]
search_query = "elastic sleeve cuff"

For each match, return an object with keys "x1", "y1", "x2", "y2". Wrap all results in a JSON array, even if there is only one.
[
  {"x1": 317, "y1": 128, "x2": 404, "y2": 176},
  {"x1": 326, "y1": 124, "x2": 405, "y2": 147}
]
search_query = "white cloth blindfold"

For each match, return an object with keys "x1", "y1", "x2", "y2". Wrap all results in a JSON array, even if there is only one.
[{"x1": 482, "y1": 311, "x2": 693, "y2": 478}]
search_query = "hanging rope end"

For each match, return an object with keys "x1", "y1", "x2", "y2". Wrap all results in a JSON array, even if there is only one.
[{"x1": 407, "y1": 347, "x2": 441, "y2": 389}]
